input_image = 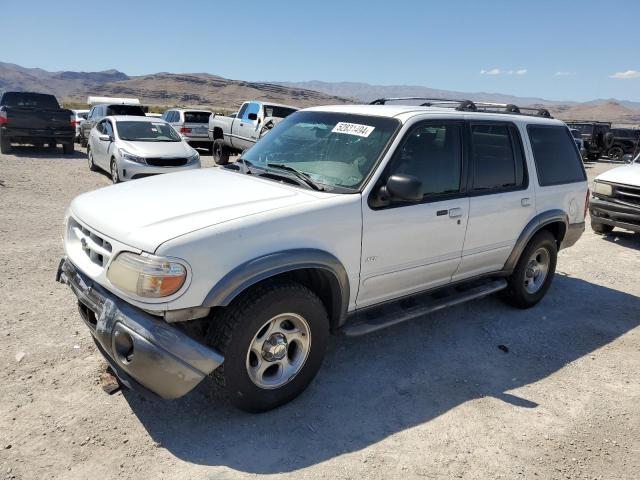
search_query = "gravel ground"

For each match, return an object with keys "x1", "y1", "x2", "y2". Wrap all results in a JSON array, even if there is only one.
[{"x1": 1, "y1": 146, "x2": 639, "y2": 480}]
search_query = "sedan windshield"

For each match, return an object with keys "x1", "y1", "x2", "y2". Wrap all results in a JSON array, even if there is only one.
[
  {"x1": 240, "y1": 111, "x2": 400, "y2": 190},
  {"x1": 116, "y1": 121, "x2": 182, "y2": 142}
]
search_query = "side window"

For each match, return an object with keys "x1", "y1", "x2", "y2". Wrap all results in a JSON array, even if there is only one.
[
  {"x1": 237, "y1": 103, "x2": 248, "y2": 120},
  {"x1": 389, "y1": 123, "x2": 463, "y2": 197},
  {"x1": 470, "y1": 123, "x2": 525, "y2": 191},
  {"x1": 243, "y1": 102, "x2": 260, "y2": 121},
  {"x1": 527, "y1": 125, "x2": 586, "y2": 186},
  {"x1": 96, "y1": 120, "x2": 105, "y2": 134},
  {"x1": 103, "y1": 121, "x2": 114, "y2": 137},
  {"x1": 161, "y1": 111, "x2": 169, "y2": 120}
]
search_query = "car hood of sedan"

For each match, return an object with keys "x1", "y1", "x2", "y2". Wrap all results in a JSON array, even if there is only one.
[
  {"x1": 118, "y1": 139, "x2": 194, "y2": 158},
  {"x1": 70, "y1": 168, "x2": 331, "y2": 252},
  {"x1": 595, "y1": 162, "x2": 640, "y2": 187}
]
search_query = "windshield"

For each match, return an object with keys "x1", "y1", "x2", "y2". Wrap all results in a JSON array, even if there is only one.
[
  {"x1": 240, "y1": 111, "x2": 400, "y2": 190},
  {"x1": 568, "y1": 124, "x2": 594, "y2": 135},
  {"x1": 106, "y1": 105, "x2": 146, "y2": 116},
  {"x1": 264, "y1": 105, "x2": 297, "y2": 119},
  {"x1": 116, "y1": 121, "x2": 182, "y2": 142},
  {"x1": 2, "y1": 92, "x2": 59, "y2": 109},
  {"x1": 184, "y1": 111, "x2": 212, "y2": 123}
]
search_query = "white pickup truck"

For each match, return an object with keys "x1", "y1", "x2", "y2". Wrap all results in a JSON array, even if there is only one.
[
  {"x1": 58, "y1": 99, "x2": 587, "y2": 412},
  {"x1": 208, "y1": 100, "x2": 297, "y2": 164}
]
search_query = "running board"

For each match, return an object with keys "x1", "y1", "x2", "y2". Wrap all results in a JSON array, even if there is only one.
[{"x1": 342, "y1": 279, "x2": 508, "y2": 337}]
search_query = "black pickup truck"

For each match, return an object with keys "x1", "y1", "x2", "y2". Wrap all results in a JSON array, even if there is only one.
[{"x1": 0, "y1": 91, "x2": 75, "y2": 154}]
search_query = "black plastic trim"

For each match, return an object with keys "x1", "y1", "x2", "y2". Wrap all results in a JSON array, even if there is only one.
[{"x1": 202, "y1": 249, "x2": 351, "y2": 327}]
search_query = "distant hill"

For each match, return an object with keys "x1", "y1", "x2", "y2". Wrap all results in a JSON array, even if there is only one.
[
  {"x1": 0, "y1": 62, "x2": 349, "y2": 110},
  {"x1": 1, "y1": 62, "x2": 638, "y2": 124}
]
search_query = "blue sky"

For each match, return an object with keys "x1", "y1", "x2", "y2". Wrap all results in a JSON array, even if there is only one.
[{"x1": 2, "y1": 0, "x2": 639, "y2": 101}]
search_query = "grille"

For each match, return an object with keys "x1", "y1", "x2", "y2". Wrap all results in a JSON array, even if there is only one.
[
  {"x1": 68, "y1": 218, "x2": 112, "y2": 267},
  {"x1": 612, "y1": 183, "x2": 640, "y2": 208},
  {"x1": 145, "y1": 157, "x2": 188, "y2": 167}
]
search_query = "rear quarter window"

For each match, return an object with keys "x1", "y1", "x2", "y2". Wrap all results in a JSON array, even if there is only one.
[{"x1": 527, "y1": 125, "x2": 586, "y2": 186}]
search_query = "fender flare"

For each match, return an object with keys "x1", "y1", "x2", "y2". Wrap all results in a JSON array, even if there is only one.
[
  {"x1": 202, "y1": 249, "x2": 350, "y2": 326},
  {"x1": 503, "y1": 210, "x2": 568, "y2": 273}
]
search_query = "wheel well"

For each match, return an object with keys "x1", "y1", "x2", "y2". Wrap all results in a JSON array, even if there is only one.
[
  {"x1": 539, "y1": 221, "x2": 567, "y2": 247},
  {"x1": 213, "y1": 127, "x2": 224, "y2": 140},
  {"x1": 230, "y1": 268, "x2": 343, "y2": 331}
]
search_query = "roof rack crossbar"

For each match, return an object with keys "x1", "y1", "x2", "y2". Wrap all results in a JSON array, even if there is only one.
[{"x1": 368, "y1": 97, "x2": 553, "y2": 118}]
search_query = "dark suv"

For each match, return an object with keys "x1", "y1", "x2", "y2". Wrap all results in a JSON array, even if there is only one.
[
  {"x1": 607, "y1": 128, "x2": 640, "y2": 161},
  {"x1": 79, "y1": 103, "x2": 146, "y2": 147},
  {"x1": 565, "y1": 121, "x2": 613, "y2": 161}
]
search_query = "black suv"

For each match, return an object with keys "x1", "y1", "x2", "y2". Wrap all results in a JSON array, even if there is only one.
[
  {"x1": 607, "y1": 128, "x2": 640, "y2": 161},
  {"x1": 565, "y1": 121, "x2": 613, "y2": 161}
]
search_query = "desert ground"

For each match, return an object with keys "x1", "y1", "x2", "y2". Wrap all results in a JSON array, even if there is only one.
[{"x1": 0, "y1": 147, "x2": 639, "y2": 480}]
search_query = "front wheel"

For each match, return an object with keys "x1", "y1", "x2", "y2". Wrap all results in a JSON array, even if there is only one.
[
  {"x1": 591, "y1": 222, "x2": 614, "y2": 235},
  {"x1": 501, "y1": 230, "x2": 557, "y2": 309},
  {"x1": 206, "y1": 281, "x2": 329, "y2": 412},
  {"x1": 607, "y1": 146, "x2": 624, "y2": 162},
  {"x1": 110, "y1": 159, "x2": 121, "y2": 183},
  {"x1": 212, "y1": 139, "x2": 230, "y2": 165}
]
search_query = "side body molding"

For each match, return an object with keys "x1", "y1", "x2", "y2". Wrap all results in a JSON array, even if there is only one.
[
  {"x1": 503, "y1": 209, "x2": 568, "y2": 273},
  {"x1": 202, "y1": 249, "x2": 351, "y2": 325}
]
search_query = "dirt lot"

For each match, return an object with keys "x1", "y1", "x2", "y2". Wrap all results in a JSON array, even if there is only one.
[{"x1": 1, "y1": 147, "x2": 639, "y2": 480}]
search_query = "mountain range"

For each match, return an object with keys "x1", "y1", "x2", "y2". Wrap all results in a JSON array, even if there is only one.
[{"x1": 1, "y1": 61, "x2": 638, "y2": 124}]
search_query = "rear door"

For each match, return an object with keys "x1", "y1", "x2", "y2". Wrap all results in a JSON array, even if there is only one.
[
  {"x1": 359, "y1": 121, "x2": 470, "y2": 307},
  {"x1": 453, "y1": 121, "x2": 535, "y2": 281}
]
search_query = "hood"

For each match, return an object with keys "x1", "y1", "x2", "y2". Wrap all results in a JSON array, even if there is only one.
[
  {"x1": 595, "y1": 163, "x2": 640, "y2": 187},
  {"x1": 118, "y1": 139, "x2": 195, "y2": 158},
  {"x1": 70, "y1": 168, "x2": 327, "y2": 252}
]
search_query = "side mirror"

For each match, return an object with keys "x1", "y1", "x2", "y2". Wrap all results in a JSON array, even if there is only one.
[
  {"x1": 99, "y1": 134, "x2": 112, "y2": 142},
  {"x1": 248, "y1": 113, "x2": 258, "y2": 121},
  {"x1": 382, "y1": 174, "x2": 423, "y2": 203}
]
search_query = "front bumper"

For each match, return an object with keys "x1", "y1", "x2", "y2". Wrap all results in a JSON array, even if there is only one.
[
  {"x1": 56, "y1": 257, "x2": 223, "y2": 399},
  {"x1": 590, "y1": 197, "x2": 640, "y2": 233},
  {"x1": 118, "y1": 158, "x2": 201, "y2": 181}
]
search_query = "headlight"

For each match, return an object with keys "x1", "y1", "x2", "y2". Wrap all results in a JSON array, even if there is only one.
[
  {"x1": 593, "y1": 181, "x2": 612, "y2": 197},
  {"x1": 187, "y1": 151, "x2": 200, "y2": 164},
  {"x1": 107, "y1": 252, "x2": 187, "y2": 298},
  {"x1": 119, "y1": 149, "x2": 146, "y2": 164}
]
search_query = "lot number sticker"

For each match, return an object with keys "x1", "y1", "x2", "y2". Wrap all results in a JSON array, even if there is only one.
[{"x1": 332, "y1": 122, "x2": 375, "y2": 137}]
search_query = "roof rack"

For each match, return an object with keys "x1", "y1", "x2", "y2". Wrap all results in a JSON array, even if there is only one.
[{"x1": 368, "y1": 97, "x2": 552, "y2": 118}]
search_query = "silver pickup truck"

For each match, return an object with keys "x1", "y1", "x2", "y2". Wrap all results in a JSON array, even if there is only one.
[{"x1": 208, "y1": 100, "x2": 297, "y2": 164}]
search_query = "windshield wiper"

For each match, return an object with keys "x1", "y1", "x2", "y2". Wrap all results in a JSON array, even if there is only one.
[{"x1": 265, "y1": 163, "x2": 324, "y2": 191}]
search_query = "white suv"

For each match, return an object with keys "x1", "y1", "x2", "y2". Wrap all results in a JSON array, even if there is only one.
[{"x1": 57, "y1": 98, "x2": 588, "y2": 412}]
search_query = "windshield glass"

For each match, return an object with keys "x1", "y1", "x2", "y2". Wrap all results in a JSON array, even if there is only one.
[
  {"x1": 116, "y1": 121, "x2": 182, "y2": 142},
  {"x1": 568, "y1": 124, "x2": 594, "y2": 135},
  {"x1": 241, "y1": 111, "x2": 400, "y2": 189},
  {"x1": 106, "y1": 105, "x2": 146, "y2": 116},
  {"x1": 2, "y1": 92, "x2": 59, "y2": 109}
]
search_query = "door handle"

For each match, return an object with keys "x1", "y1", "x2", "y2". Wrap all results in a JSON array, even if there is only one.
[
  {"x1": 521, "y1": 197, "x2": 531, "y2": 207},
  {"x1": 448, "y1": 208, "x2": 463, "y2": 218}
]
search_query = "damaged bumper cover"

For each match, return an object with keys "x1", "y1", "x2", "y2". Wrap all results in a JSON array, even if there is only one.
[{"x1": 56, "y1": 257, "x2": 223, "y2": 399}]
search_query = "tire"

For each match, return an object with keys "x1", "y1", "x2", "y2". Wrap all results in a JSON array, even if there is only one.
[
  {"x1": 591, "y1": 222, "x2": 614, "y2": 235},
  {"x1": 80, "y1": 137, "x2": 88, "y2": 148},
  {"x1": 212, "y1": 138, "x2": 230, "y2": 165},
  {"x1": 62, "y1": 142, "x2": 74, "y2": 155},
  {"x1": 501, "y1": 230, "x2": 558, "y2": 309},
  {"x1": 587, "y1": 153, "x2": 599, "y2": 162},
  {"x1": 206, "y1": 280, "x2": 329, "y2": 412},
  {"x1": 110, "y1": 159, "x2": 120, "y2": 184},
  {"x1": 87, "y1": 148, "x2": 98, "y2": 171},
  {"x1": 48, "y1": 140, "x2": 57, "y2": 150},
  {"x1": 0, "y1": 135, "x2": 10, "y2": 154},
  {"x1": 607, "y1": 145, "x2": 624, "y2": 162}
]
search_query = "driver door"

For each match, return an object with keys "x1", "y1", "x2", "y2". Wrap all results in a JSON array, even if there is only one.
[
  {"x1": 358, "y1": 121, "x2": 470, "y2": 307},
  {"x1": 233, "y1": 102, "x2": 261, "y2": 150}
]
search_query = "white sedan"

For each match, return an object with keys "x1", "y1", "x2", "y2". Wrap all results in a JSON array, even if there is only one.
[{"x1": 87, "y1": 116, "x2": 201, "y2": 183}]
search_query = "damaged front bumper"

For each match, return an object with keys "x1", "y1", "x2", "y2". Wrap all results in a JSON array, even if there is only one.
[{"x1": 56, "y1": 257, "x2": 223, "y2": 399}]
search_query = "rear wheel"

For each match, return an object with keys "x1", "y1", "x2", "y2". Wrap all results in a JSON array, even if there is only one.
[
  {"x1": 213, "y1": 138, "x2": 230, "y2": 165},
  {"x1": 0, "y1": 135, "x2": 10, "y2": 154},
  {"x1": 591, "y1": 222, "x2": 614, "y2": 235},
  {"x1": 501, "y1": 230, "x2": 557, "y2": 309},
  {"x1": 206, "y1": 280, "x2": 329, "y2": 412},
  {"x1": 87, "y1": 148, "x2": 98, "y2": 171},
  {"x1": 80, "y1": 136, "x2": 88, "y2": 148},
  {"x1": 110, "y1": 159, "x2": 120, "y2": 184}
]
